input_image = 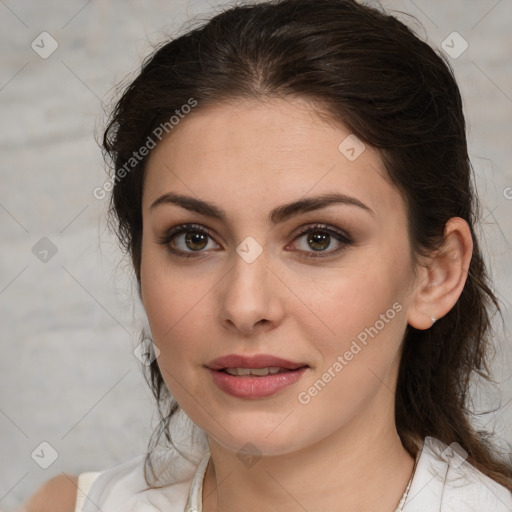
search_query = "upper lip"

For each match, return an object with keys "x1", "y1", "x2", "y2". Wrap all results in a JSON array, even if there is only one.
[{"x1": 207, "y1": 354, "x2": 308, "y2": 371}]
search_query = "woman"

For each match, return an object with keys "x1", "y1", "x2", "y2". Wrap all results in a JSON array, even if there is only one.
[{"x1": 24, "y1": 0, "x2": 512, "y2": 511}]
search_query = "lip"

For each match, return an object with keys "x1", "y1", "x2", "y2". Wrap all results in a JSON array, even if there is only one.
[
  {"x1": 206, "y1": 353, "x2": 309, "y2": 399},
  {"x1": 208, "y1": 367, "x2": 308, "y2": 399},
  {"x1": 207, "y1": 354, "x2": 307, "y2": 371}
]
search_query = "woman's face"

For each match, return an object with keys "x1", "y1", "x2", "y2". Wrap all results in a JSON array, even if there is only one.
[{"x1": 140, "y1": 97, "x2": 421, "y2": 455}]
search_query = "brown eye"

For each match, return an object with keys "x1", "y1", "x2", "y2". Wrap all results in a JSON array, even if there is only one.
[
  {"x1": 290, "y1": 224, "x2": 352, "y2": 258},
  {"x1": 183, "y1": 230, "x2": 209, "y2": 251},
  {"x1": 306, "y1": 231, "x2": 331, "y2": 252},
  {"x1": 157, "y1": 223, "x2": 220, "y2": 257}
]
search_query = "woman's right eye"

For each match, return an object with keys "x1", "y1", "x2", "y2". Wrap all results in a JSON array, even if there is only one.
[{"x1": 157, "y1": 223, "x2": 220, "y2": 258}]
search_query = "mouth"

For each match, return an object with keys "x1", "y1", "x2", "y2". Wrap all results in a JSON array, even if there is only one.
[
  {"x1": 218, "y1": 366, "x2": 307, "y2": 376},
  {"x1": 207, "y1": 364, "x2": 309, "y2": 399},
  {"x1": 207, "y1": 353, "x2": 309, "y2": 372}
]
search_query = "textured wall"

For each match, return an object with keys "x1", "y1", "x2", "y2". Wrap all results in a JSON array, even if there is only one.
[{"x1": 1, "y1": 0, "x2": 511, "y2": 509}]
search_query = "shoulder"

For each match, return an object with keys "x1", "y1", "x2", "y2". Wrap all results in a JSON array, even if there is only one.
[
  {"x1": 77, "y1": 451, "x2": 206, "y2": 511},
  {"x1": 442, "y1": 447, "x2": 512, "y2": 511},
  {"x1": 404, "y1": 436, "x2": 512, "y2": 511},
  {"x1": 24, "y1": 473, "x2": 78, "y2": 512},
  {"x1": 79, "y1": 420, "x2": 210, "y2": 510}
]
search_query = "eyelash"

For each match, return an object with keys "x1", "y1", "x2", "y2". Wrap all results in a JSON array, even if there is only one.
[{"x1": 157, "y1": 223, "x2": 352, "y2": 259}]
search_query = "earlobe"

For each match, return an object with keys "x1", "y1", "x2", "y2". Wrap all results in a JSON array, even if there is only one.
[{"x1": 407, "y1": 217, "x2": 473, "y2": 330}]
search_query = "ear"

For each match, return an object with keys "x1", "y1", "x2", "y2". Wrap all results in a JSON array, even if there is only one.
[{"x1": 407, "y1": 217, "x2": 473, "y2": 330}]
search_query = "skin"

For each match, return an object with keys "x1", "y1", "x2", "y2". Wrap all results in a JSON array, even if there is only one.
[
  {"x1": 24, "y1": 474, "x2": 78, "y2": 512},
  {"x1": 140, "y1": 97, "x2": 473, "y2": 512}
]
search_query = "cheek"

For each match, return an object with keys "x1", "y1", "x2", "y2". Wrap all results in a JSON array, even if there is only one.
[
  {"x1": 303, "y1": 249, "x2": 410, "y2": 365},
  {"x1": 139, "y1": 245, "x2": 217, "y2": 365},
  {"x1": 293, "y1": 269, "x2": 408, "y2": 419},
  {"x1": 141, "y1": 233, "x2": 184, "y2": 327}
]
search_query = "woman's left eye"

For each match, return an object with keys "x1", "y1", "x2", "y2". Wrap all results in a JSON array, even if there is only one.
[
  {"x1": 289, "y1": 223, "x2": 352, "y2": 258},
  {"x1": 157, "y1": 223, "x2": 352, "y2": 259}
]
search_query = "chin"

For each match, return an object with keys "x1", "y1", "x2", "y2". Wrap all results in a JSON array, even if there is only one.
[{"x1": 204, "y1": 420, "x2": 308, "y2": 457}]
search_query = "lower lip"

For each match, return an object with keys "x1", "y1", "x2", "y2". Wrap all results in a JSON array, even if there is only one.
[{"x1": 208, "y1": 367, "x2": 308, "y2": 399}]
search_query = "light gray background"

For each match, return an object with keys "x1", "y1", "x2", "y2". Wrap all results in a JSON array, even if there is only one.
[{"x1": 1, "y1": 0, "x2": 511, "y2": 509}]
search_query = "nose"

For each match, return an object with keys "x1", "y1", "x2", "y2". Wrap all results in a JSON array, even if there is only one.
[{"x1": 217, "y1": 248, "x2": 285, "y2": 336}]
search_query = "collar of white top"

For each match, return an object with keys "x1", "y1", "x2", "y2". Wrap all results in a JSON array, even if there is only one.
[{"x1": 184, "y1": 448, "x2": 211, "y2": 512}]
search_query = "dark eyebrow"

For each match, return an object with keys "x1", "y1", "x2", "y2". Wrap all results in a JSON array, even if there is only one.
[{"x1": 149, "y1": 192, "x2": 374, "y2": 223}]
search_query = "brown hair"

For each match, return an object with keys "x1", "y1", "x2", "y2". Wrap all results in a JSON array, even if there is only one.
[{"x1": 101, "y1": 0, "x2": 512, "y2": 489}]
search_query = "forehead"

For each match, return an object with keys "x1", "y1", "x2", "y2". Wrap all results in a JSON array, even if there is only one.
[{"x1": 142, "y1": 97, "x2": 402, "y2": 218}]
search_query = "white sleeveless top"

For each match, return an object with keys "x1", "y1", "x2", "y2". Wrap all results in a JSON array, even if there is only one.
[{"x1": 74, "y1": 436, "x2": 512, "y2": 511}]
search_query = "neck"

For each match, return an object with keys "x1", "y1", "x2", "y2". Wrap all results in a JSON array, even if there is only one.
[{"x1": 202, "y1": 412, "x2": 417, "y2": 512}]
